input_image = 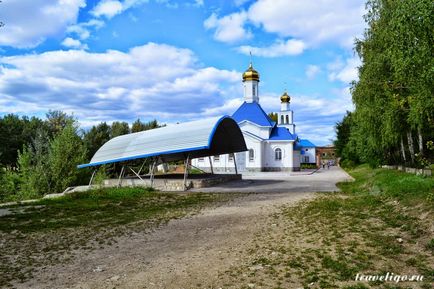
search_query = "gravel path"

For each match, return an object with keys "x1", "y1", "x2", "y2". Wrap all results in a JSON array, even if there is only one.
[{"x1": 16, "y1": 167, "x2": 352, "y2": 289}]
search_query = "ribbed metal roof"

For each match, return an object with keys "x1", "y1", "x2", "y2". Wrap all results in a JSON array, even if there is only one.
[{"x1": 78, "y1": 116, "x2": 247, "y2": 168}]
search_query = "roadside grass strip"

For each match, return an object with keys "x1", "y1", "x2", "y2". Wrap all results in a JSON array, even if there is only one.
[{"x1": 221, "y1": 165, "x2": 433, "y2": 289}]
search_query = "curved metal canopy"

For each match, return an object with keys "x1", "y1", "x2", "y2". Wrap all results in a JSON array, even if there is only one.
[{"x1": 78, "y1": 116, "x2": 247, "y2": 168}]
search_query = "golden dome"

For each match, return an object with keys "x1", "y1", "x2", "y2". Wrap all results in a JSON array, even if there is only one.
[
  {"x1": 242, "y1": 63, "x2": 260, "y2": 82},
  {"x1": 280, "y1": 91, "x2": 291, "y2": 103}
]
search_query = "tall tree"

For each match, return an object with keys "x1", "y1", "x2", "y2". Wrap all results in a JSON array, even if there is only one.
[
  {"x1": 268, "y1": 112, "x2": 278, "y2": 122},
  {"x1": 46, "y1": 110, "x2": 75, "y2": 137},
  {"x1": 347, "y1": 0, "x2": 433, "y2": 166},
  {"x1": 0, "y1": 114, "x2": 46, "y2": 167},
  {"x1": 18, "y1": 129, "x2": 51, "y2": 198},
  {"x1": 111, "y1": 121, "x2": 130, "y2": 138},
  {"x1": 49, "y1": 122, "x2": 87, "y2": 194},
  {"x1": 83, "y1": 122, "x2": 111, "y2": 159},
  {"x1": 131, "y1": 119, "x2": 161, "y2": 133}
]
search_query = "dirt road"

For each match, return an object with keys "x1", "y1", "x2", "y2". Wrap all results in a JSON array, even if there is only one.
[{"x1": 16, "y1": 167, "x2": 352, "y2": 289}]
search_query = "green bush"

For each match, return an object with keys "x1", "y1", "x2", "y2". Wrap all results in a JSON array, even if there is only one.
[
  {"x1": 1, "y1": 122, "x2": 88, "y2": 202},
  {"x1": 0, "y1": 169, "x2": 21, "y2": 202},
  {"x1": 300, "y1": 163, "x2": 317, "y2": 169},
  {"x1": 340, "y1": 159, "x2": 356, "y2": 168},
  {"x1": 48, "y1": 123, "x2": 87, "y2": 193}
]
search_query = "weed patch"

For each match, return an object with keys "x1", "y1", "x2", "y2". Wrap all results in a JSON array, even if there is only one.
[
  {"x1": 220, "y1": 166, "x2": 433, "y2": 288},
  {"x1": 0, "y1": 187, "x2": 233, "y2": 287}
]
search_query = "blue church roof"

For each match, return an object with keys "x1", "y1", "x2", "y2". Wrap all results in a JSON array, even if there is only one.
[
  {"x1": 232, "y1": 102, "x2": 275, "y2": 127},
  {"x1": 268, "y1": 126, "x2": 296, "y2": 141},
  {"x1": 297, "y1": 139, "x2": 316, "y2": 147}
]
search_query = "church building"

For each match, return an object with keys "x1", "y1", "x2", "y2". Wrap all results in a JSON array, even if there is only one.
[{"x1": 192, "y1": 63, "x2": 316, "y2": 172}]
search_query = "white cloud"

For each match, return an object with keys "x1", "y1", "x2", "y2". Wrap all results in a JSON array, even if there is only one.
[
  {"x1": 206, "y1": 0, "x2": 365, "y2": 48},
  {"x1": 61, "y1": 37, "x2": 88, "y2": 50},
  {"x1": 0, "y1": 43, "x2": 240, "y2": 124},
  {"x1": 328, "y1": 56, "x2": 361, "y2": 84},
  {"x1": 257, "y1": 89, "x2": 353, "y2": 144},
  {"x1": 247, "y1": 0, "x2": 365, "y2": 47},
  {"x1": 91, "y1": 0, "x2": 124, "y2": 18},
  {"x1": 194, "y1": 0, "x2": 204, "y2": 7},
  {"x1": 305, "y1": 65, "x2": 320, "y2": 79},
  {"x1": 155, "y1": 0, "x2": 179, "y2": 9},
  {"x1": 238, "y1": 39, "x2": 305, "y2": 57},
  {"x1": 204, "y1": 12, "x2": 252, "y2": 43},
  {"x1": 67, "y1": 19, "x2": 105, "y2": 40},
  {"x1": 91, "y1": 0, "x2": 148, "y2": 19},
  {"x1": 0, "y1": 0, "x2": 85, "y2": 48}
]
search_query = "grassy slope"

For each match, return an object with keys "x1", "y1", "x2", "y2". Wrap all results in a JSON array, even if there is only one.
[
  {"x1": 0, "y1": 187, "x2": 232, "y2": 287},
  {"x1": 221, "y1": 165, "x2": 433, "y2": 289}
]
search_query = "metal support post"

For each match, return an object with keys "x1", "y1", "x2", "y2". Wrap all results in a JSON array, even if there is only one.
[
  {"x1": 183, "y1": 154, "x2": 190, "y2": 190},
  {"x1": 137, "y1": 159, "x2": 147, "y2": 175},
  {"x1": 233, "y1": 153, "x2": 238, "y2": 175},
  {"x1": 118, "y1": 165, "x2": 125, "y2": 187},
  {"x1": 129, "y1": 166, "x2": 145, "y2": 182},
  {"x1": 209, "y1": 156, "x2": 214, "y2": 174},
  {"x1": 88, "y1": 169, "x2": 97, "y2": 187},
  {"x1": 150, "y1": 157, "x2": 157, "y2": 188}
]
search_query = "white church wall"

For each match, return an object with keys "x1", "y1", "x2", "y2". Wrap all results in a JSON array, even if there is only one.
[
  {"x1": 192, "y1": 153, "x2": 239, "y2": 173},
  {"x1": 239, "y1": 122, "x2": 270, "y2": 139},
  {"x1": 300, "y1": 147, "x2": 316, "y2": 164},
  {"x1": 263, "y1": 141, "x2": 295, "y2": 171},
  {"x1": 244, "y1": 137, "x2": 262, "y2": 171},
  {"x1": 293, "y1": 150, "x2": 301, "y2": 170}
]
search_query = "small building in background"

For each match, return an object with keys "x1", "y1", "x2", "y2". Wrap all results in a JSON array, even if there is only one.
[
  {"x1": 296, "y1": 139, "x2": 317, "y2": 165},
  {"x1": 316, "y1": 145, "x2": 337, "y2": 166}
]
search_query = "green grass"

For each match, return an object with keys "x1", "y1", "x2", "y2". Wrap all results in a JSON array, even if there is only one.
[
  {"x1": 222, "y1": 165, "x2": 434, "y2": 288},
  {"x1": 0, "y1": 187, "x2": 233, "y2": 287},
  {"x1": 338, "y1": 164, "x2": 434, "y2": 204},
  {"x1": 1, "y1": 186, "x2": 224, "y2": 233}
]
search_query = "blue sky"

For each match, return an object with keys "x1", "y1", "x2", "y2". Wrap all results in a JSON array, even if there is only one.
[{"x1": 0, "y1": 0, "x2": 365, "y2": 145}]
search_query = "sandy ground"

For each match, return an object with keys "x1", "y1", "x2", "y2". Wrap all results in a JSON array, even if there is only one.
[{"x1": 15, "y1": 167, "x2": 352, "y2": 289}]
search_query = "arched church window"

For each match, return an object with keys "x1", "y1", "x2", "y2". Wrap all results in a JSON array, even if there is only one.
[
  {"x1": 229, "y1": 154, "x2": 234, "y2": 162},
  {"x1": 280, "y1": 115, "x2": 284, "y2": 124},
  {"x1": 286, "y1": 115, "x2": 289, "y2": 124},
  {"x1": 275, "y1": 148, "x2": 282, "y2": 160},
  {"x1": 248, "y1": 149, "x2": 254, "y2": 161},
  {"x1": 253, "y1": 84, "x2": 256, "y2": 96}
]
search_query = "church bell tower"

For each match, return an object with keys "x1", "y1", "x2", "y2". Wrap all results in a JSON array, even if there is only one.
[
  {"x1": 242, "y1": 62, "x2": 260, "y2": 103},
  {"x1": 277, "y1": 90, "x2": 296, "y2": 134}
]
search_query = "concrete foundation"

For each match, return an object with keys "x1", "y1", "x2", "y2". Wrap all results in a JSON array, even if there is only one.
[
  {"x1": 198, "y1": 167, "x2": 301, "y2": 173},
  {"x1": 262, "y1": 167, "x2": 301, "y2": 172},
  {"x1": 98, "y1": 173, "x2": 242, "y2": 191}
]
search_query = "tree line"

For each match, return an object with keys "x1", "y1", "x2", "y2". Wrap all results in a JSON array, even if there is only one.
[
  {"x1": 0, "y1": 111, "x2": 162, "y2": 201},
  {"x1": 335, "y1": 0, "x2": 433, "y2": 168}
]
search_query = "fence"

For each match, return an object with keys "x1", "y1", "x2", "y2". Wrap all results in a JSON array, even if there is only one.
[{"x1": 381, "y1": 165, "x2": 432, "y2": 177}]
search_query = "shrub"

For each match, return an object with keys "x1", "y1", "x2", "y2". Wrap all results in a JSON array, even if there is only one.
[
  {"x1": 301, "y1": 163, "x2": 317, "y2": 169},
  {"x1": 0, "y1": 169, "x2": 21, "y2": 202},
  {"x1": 340, "y1": 159, "x2": 356, "y2": 169},
  {"x1": 48, "y1": 123, "x2": 87, "y2": 194}
]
